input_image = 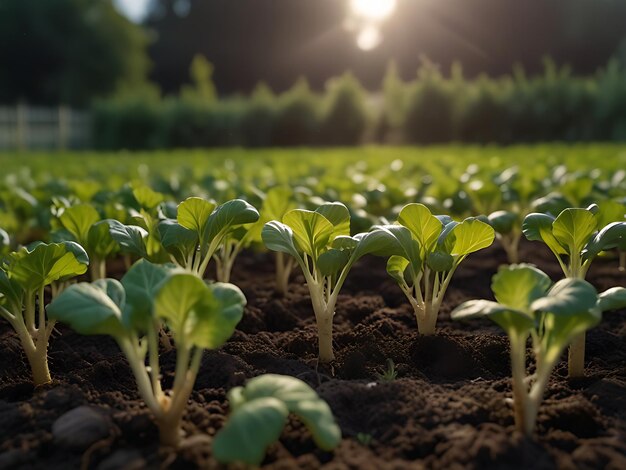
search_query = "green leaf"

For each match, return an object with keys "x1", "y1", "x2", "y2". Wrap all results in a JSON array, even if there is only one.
[
  {"x1": 386, "y1": 255, "x2": 409, "y2": 284},
  {"x1": 59, "y1": 204, "x2": 100, "y2": 243},
  {"x1": 426, "y1": 251, "x2": 454, "y2": 272},
  {"x1": 132, "y1": 186, "x2": 164, "y2": 211},
  {"x1": 552, "y1": 208, "x2": 598, "y2": 255},
  {"x1": 315, "y1": 202, "x2": 351, "y2": 238},
  {"x1": 203, "y1": 199, "x2": 260, "y2": 245},
  {"x1": 153, "y1": 273, "x2": 205, "y2": 338},
  {"x1": 491, "y1": 264, "x2": 552, "y2": 310},
  {"x1": 60, "y1": 241, "x2": 90, "y2": 267},
  {"x1": 264, "y1": 187, "x2": 295, "y2": 220},
  {"x1": 332, "y1": 236, "x2": 358, "y2": 251},
  {"x1": 397, "y1": 203, "x2": 442, "y2": 254},
  {"x1": 7, "y1": 243, "x2": 89, "y2": 293},
  {"x1": 121, "y1": 260, "x2": 171, "y2": 329},
  {"x1": 522, "y1": 213, "x2": 567, "y2": 255},
  {"x1": 355, "y1": 225, "x2": 417, "y2": 259},
  {"x1": 231, "y1": 374, "x2": 341, "y2": 451},
  {"x1": 583, "y1": 221, "x2": 626, "y2": 261},
  {"x1": 87, "y1": 221, "x2": 118, "y2": 258},
  {"x1": 107, "y1": 220, "x2": 148, "y2": 258},
  {"x1": 596, "y1": 200, "x2": 626, "y2": 227},
  {"x1": 177, "y1": 197, "x2": 216, "y2": 235},
  {"x1": 449, "y1": 218, "x2": 495, "y2": 256},
  {"x1": 47, "y1": 280, "x2": 127, "y2": 338},
  {"x1": 213, "y1": 397, "x2": 289, "y2": 465},
  {"x1": 282, "y1": 209, "x2": 333, "y2": 257},
  {"x1": 93, "y1": 278, "x2": 126, "y2": 310},
  {"x1": 596, "y1": 287, "x2": 626, "y2": 313},
  {"x1": 154, "y1": 274, "x2": 245, "y2": 349},
  {"x1": 318, "y1": 249, "x2": 351, "y2": 276},
  {"x1": 531, "y1": 278, "x2": 598, "y2": 315},
  {"x1": 488, "y1": 210, "x2": 518, "y2": 235},
  {"x1": 262, "y1": 221, "x2": 300, "y2": 259},
  {"x1": 451, "y1": 299, "x2": 534, "y2": 335},
  {"x1": 158, "y1": 219, "x2": 198, "y2": 263},
  {"x1": 0, "y1": 270, "x2": 23, "y2": 311}
]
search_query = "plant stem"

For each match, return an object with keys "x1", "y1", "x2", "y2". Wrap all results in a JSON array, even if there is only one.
[
  {"x1": 509, "y1": 334, "x2": 529, "y2": 434},
  {"x1": 160, "y1": 348, "x2": 204, "y2": 447},
  {"x1": 316, "y1": 312, "x2": 334, "y2": 362},
  {"x1": 25, "y1": 342, "x2": 51, "y2": 386},
  {"x1": 568, "y1": 333, "x2": 586, "y2": 378}
]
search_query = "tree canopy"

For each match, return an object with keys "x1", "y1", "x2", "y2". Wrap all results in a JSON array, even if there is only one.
[{"x1": 0, "y1": 0, "x2": 151, "y2": 106}]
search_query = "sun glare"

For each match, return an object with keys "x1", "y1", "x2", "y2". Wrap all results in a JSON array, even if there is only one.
[
  {"x1": 357, "y1": 26, "x2": 382, "y2": 51},
  {"x1": 350, "y1": 0, "x2": 397, "y2": 21}
]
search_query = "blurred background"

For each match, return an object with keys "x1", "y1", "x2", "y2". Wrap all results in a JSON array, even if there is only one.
[{"x1": 1, "y1": 0, "x2": 626, "y2": 150}]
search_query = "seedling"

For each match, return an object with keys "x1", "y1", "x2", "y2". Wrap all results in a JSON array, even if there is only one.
[
  {"x1": 47, "y1": 260, "x2": 246, "y2": 447},
  {"x1": 376, "y1": 358, "x2": 398, "y2": 382},
  {"x1": 452, "y1": 264, "x2": 626, "y2": 436},
  {"x1": 108, "y1": 197, "x2": 260, "y2": 280},
  {"x1": 247, "y1": 187, "x2": 297, "y2": 295},
  {"x1": 262, "y1": 202, "x2": 398, "y2": 362},
  {"x1": 374, "y1": 203, "x2": 495, "y2": 335},
  {"x1": 488, "y1": 210, "x2": 521, "y2": 263},
  {"x1": 213, "y1": 374, "x2": 341, "y2": 465},
  {"x1": 53, "y1": 204, "x2": 118, "y2": 280},
  {"x1": 0, "y1": 242, "x2": 88, "y2": 385},
  {"x1": 523, "y1": 204, "x2": 626, "y2": 376},
  {"x1": 356, "y1": 432, "x2": 373, "y2": 446}
]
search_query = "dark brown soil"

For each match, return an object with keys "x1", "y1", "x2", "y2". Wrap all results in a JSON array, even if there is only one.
[{"x1": 1, "y1": 240, "x2": 625, "y2": 469}]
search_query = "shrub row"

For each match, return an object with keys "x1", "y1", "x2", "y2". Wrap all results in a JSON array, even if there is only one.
[{"x1": 93, "y1": 60, "x2": 626, "y2": 149}]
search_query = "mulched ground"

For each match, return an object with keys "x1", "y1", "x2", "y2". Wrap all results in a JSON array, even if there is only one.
[{"x1": 0, "y1": 239, "x2": 625, "y2": 469}]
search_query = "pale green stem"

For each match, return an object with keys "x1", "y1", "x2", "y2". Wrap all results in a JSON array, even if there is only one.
[
  {"x1": 147, "y1": 325, "x2": 163, "y2": 398},
  {"x1": 24, "y1": 294, "x2": 35, "y2": 334},
  {"x1": 118, "y1": 337, "x2": 162, "y2": 417},
  {"x1": 509, "y1": 333, "x2": 530, "y2": 434}
]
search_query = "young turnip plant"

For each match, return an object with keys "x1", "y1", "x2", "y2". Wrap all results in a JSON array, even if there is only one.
[
  {"x1": 374, "y1": 203, "x2": 495, "y2": 335},
  {"x1": 246, "y1": 187, "x2": 297, "y2": 296},
  {"x1": 159, "y1": 197, "x2": 259, "y2": 279},
  {"x1": 213, "y1": 374, "x2": 341, "y2": 465},
  {"x1": 488, "y1": 210, "x2": 522, "y2": 263},
  {"x1": 108, "y1": 197, "x2": 259, "y2": 280},
  {"x1": 47, "y1": 260, "x2": 246, "y2": 447},
  {"x1": 0, "y1": 242, "x2": 88, "y2": 385},
  {"x1": 452, "y1": 264, "x2": 626, "y2": 436},
  {"x1": 53, "y1": 204, "x2": 118, "y2": 280},
  {"x1": 262, "y1": 202, "x2": 397, "y2": 362},
  {"x1": 523, "y1": 204, "x2": 626, "y2": 377}
]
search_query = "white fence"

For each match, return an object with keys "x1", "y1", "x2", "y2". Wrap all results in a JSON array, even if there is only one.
[{"x1": 0, "y1": 105, "x2": 92, "y2": 150}]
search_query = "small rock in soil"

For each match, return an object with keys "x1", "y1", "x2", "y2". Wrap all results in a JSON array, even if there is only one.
[
  {"x1": 96, "y1": 449, "x2": 146, "y2": 470},
  {"x1": 52, "y1": 406, "x2": 112, "y2": 450}
]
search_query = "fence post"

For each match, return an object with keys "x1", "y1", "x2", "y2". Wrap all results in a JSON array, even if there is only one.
[
  {"x1": 58, "y1": 105, "x2": 69, "y2": 150},
  {"x1": 16, "y1": 102, "x2": 28, "y2": 151}
]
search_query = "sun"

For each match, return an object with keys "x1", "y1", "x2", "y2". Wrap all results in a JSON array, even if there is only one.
[{"x1": 350, "y1": 0, "x2": 397, "y2": 21}]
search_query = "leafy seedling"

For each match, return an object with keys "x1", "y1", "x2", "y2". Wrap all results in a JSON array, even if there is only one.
[
  {"x1": 159, "y1": 197, "x2": 259, "y2": 279},
  {"x1": 47, "y1": 260, "x2": 246, "y2": 447},
  {"x1": 247, "y1": 187, "x2": 297, "y2": 295},
  {"x1": 53, "y1": 203, "x2": 118, "y2": 280},
  {"x1": 523, "y1": 204, "x2": 626, "y2": 376},
  {"x1": 376, "y1": 358, "x2": 398, "y2": 382},
  {"x1": 374, "y1": 203, "x2": 495, "y2": 334},
  {"x1": 213, "y1": 374, "x2": 341, "y2": 465},
  {"x1": 0, "y1": 242, "x2": 89, "y2": 385},
  {"x1": 452, "y1": 264, "x2": 626, "y2": 436},
  {"x1": 488, "y1": 210, "x2": 522, "y2": 263},
  {"x1": 262, "y1": 202, "x2": 399, "y2": 362}
]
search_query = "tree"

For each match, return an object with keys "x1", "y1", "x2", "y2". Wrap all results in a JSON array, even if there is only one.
[{"x1": 0, "y1": 0, "x2": 151, "y2": 106}]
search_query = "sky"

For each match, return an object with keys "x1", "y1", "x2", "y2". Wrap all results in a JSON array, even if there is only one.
[{"x1": 114, "y1": 0, "x2": 150, "y2": 22}]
